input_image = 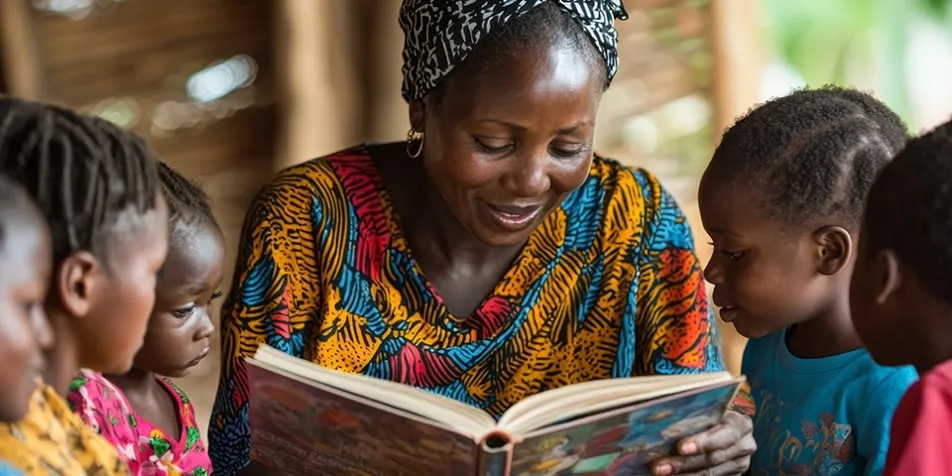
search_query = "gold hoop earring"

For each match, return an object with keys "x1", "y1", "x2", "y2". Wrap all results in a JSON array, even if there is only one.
[{"x1": 406, "y1": 128, "x2": 424, "y2": 158}]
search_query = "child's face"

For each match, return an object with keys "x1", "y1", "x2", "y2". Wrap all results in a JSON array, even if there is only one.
[
  {"x1": 699, "y1": 174, "x2": 832, "y2": 339},
  {"x1": 0, "y1": 209, "x2": 53, "y2": 421},
  {"x1": 849, "y1": 223, "x2": 907, "y2": 366},
  {"x1": 134, "y1": 221, "x2": 224, "y2": 377},
  {"x1": 70, "y1": 196, "x2": 170, "y2": 375}
]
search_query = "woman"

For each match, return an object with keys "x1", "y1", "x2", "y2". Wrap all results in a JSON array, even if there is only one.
[{"x1": 209, "y1": 1, "x2": 755, "y2": 475}]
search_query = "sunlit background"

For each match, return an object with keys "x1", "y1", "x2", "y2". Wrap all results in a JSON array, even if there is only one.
[{"x1": 2, "y1": 0, "x2": 949, "y2": 436}]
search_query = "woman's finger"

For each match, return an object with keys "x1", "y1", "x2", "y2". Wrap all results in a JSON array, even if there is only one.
[{"x1": 651, "y1": 429, "x2": 756, "y2": 474}]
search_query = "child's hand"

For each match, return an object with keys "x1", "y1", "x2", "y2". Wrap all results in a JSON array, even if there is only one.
[{"x1": 649, "y1": 410, "x2": 756, "y2": 475}]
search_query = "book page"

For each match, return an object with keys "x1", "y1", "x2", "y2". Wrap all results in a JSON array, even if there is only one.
[
  {"x1": 506, "y1": 381, "x2": 741, "y2": 476},
  {"x1": 248, "y1": 361, "x2": 480, "y2": 475},
  {"x1": 252, "y1": 345, "x2": 496, "y2": 435},
  {"x1": 498, "y1": 372, "x2": 734, "y2": 435}
]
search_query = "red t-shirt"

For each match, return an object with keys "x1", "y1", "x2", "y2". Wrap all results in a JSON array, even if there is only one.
[{"x1": 886, "y1": 359, "x2": 952, "y2": 474}]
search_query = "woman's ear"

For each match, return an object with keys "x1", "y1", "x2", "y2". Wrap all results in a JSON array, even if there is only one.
[
  {"x1": 52, "y1": 251, "x2": 101, "y2": 320},
  {"x1": 408, "y1": 99, "x2": 426, "y2": 133},
  {"x1": 813, "y1": 226, "x2": 853, "y2": 276}
]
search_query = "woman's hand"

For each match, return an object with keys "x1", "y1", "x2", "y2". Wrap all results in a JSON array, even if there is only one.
[{"x1": 650, "y1": 410, "x2": 755, "y2": 475}]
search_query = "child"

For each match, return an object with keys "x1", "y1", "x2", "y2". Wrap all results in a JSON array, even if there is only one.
[
  {"x1": 0, "y1": 175, "x2": 54, "y2": 476},
  {"x1": 698, "y1": 86, "x2": 919, "y2": 475},
  {"x1": 849, "y1": 119, "x2": 952, "y2": 475},
  {"x1": 0, "y1": 97, "x2": 169, "y2": 474},
  {"x1": 69, "y1": 162, "x2": 223, "y2": 475}
]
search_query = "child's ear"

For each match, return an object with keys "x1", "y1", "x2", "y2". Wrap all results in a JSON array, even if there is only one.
[
  {"x1": 813, "y1": 226, "x2": 853, "y2": 276},
  {"x1": 874, "y1": 249, "x2": 902, "y2": 305},
  {"x1": 52, "y1": 251, "x2": 102, "y2": 319}
]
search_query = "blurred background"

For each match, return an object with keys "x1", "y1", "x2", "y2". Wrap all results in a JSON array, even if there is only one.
[{"x1": 2, "y1": 0, "x2": 951, "y2": 437}]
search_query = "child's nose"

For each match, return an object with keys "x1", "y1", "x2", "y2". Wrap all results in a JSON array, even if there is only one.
[
  {"x1": 195, "y1": 314, "x2": 215, "y2": 340},
  {"x1": 703, "y1": 260, "x2": 723, "y2": 285},
  {"x1": 31, "y1": 307, "x2": 54, "y2": 350}
]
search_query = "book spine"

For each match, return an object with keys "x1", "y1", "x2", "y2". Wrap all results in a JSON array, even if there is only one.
[{"x1": 476, "y1": 450, "x2": 510, "y2": 476}]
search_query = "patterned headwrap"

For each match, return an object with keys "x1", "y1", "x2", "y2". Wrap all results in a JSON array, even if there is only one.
[{"x1": 399, "y1": 0, "x2": 629, "y2": 102}]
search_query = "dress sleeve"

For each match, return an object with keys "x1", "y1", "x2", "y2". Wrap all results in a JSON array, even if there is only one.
[
  {"x1": 208, "y1": 177, "x2": 321, "y2": 474},
  {"x1": 65, "y1": 372, "x2": 138, "y2": 466},
  {"x1": 66, "y1": 372, "x2": 119, "y2": 438},
  {"x1": 883, "y1": 373, "x2": 952, "y2": 475},
  {"x1": 631, "y1": 173, "x2": 752, "y2": 414}
]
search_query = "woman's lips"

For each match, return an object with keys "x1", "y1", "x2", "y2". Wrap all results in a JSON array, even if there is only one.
[{"x1": 482, "y1": 200, "x2": 542, "y2": 232}]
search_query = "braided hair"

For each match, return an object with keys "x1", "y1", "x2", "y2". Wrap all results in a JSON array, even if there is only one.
[
  {"x1": 157, "y1": 161, "x2": 217, "y2": 236},
  {"x1": 864, "y1": 119, "x2": 952, "y2": 305},
  {"x1": 0, "y1": 97, "x2": 159, "y2": 266},
  {"x1": 709, "y1": 86, "x2": 908, "y2": 230}
]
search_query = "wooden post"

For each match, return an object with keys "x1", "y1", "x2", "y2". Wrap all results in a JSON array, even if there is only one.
[
  {"x1": 364, "y1": 0, "x2": 407, "y2": 142},
  {"x1": 272, "y1": 0, "x2": 361, "y2": 171},
  {"x1": 0, "y1": 0, "x2": 44, "y2": 99},
  {"x1": 707, "y1": 0, "x2": 764, "y2": 375}
]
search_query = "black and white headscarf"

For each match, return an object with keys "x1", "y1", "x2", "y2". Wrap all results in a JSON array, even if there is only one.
[{"x1": 399, "y1": 0, "x2": 629, "y2": 102}]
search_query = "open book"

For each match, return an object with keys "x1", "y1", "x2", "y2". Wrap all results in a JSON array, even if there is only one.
[{"x1": 248, "y1": 344, "x2": 744, "y2": 476}]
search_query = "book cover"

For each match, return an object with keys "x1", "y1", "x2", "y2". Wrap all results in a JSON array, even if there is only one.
[
  {"x1": 507, "y1": 382, "x2": 740, "y2": 476},
  {"x1": 248, "y1": 364, "x2": 478, "y2": 475}
]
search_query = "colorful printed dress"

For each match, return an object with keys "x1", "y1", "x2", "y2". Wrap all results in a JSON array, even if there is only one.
[
  {"x1": 68, "y1": 370, "x2": 212, "y2": 476},
  {"x1": 0, "y1": 383, "x2": 130, "y2": 475},
  {"x1": 208, "y1": 145, "x2": 744, "y2": 473}
]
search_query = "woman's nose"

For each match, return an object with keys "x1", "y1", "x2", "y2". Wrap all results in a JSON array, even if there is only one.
[{"x1": 505, "y1": 149, "x2": 550, "y2": 198}]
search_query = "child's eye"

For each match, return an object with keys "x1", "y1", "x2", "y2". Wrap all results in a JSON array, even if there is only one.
[
  {"x1": 20, "y1": 300, "x2": 41, "y2": 314},
  {"x1": 211, "y1": 290, "x2": 223, "y2": 301},
  {"x1": 722, "y1": 250, "x2": 745, "y2": 261},
  {"x1": 172, "y1": 305, "x2": 197, "y2": 319}
]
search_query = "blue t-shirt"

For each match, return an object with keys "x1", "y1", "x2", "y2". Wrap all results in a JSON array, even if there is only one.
[
  {"x1": 743, "y1": 329, "x2": 918, "y2": 476},
  {"x1": 0, "y1": 460, "x2": 21, "y2": 476}
]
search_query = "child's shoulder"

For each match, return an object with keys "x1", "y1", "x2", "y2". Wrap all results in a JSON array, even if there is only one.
[
  {"x1": 66, "y1": 370, "x2": 128, "y2": 411},
  {"x1": 0, "y1": 384, "x2": 130, "y2": 475},
  {"x1": 922, "y1": 359, "x2": 952, "y2": 388}
]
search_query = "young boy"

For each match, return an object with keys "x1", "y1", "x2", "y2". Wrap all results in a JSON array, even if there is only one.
[
  {"x1": 700, "y1": 86, "x2": 919, "y2": 474},
  {"x1": 850, "y1": 118, "x2": 952, "y2": 475}
]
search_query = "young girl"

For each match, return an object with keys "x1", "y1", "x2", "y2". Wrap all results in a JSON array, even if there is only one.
[
  {"x1": 849, "y1": 119, "x2": 952, "y2": 475},
  {"x1": 0, "y1": 175, "x2": 54, "y2": 476},
  {"x1": 699, "y1": 86, "x2": 919, "y2": 475},
  {"x1": 69, "y1": 162, "x2": 223, "y2": 475},
  {"x1": 0, "y1": 97, "x2": 169, "y2": 475}
]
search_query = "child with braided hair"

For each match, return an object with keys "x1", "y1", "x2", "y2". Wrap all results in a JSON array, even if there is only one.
[
  {"x1": 0, "y1": 97, "x2": 169, "y2": 475},
  {"x1": 69, "y1": 162, "x2": 223, "y2": 476},
  {"x1": 699, "y1": 86, "x2": 919, "y2": 475}
]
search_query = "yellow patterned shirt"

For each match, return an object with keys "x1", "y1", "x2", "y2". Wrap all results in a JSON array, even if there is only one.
[
  {"x1": 209, "y1": 145, "x2": 738, "y2": 473},
  {"x1": 0, "y1": 383, "x2": 130, "y2": 475}
]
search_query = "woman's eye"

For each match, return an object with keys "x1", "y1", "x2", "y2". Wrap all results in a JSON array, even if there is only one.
[
  {"x1": 551, "y1": 144, "x2": 586, "y2": 158},
  {"x1": 475, "y1": 137, "x2": 513, "y2": 153},
  {"x1": 172, "y1": 305, "x2": 197, "y2": 319}
]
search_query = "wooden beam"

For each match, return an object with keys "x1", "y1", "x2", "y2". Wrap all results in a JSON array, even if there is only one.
[
  {"x1": 272, "y1": 0, "x2": 361, "y2": 172},
  {"x1": 707, "y1": 0, "x2": 764, "y2": 375},
  {"x1": 709, "y1": 0, "x2": 763, "y2": 139},
  {"x1": 0, "y1": 0, "x2": 44, "y2": 99}
]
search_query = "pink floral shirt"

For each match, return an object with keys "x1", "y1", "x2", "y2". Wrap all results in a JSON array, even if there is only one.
[{"x1": 67, "y1": 370, "x2": 212, "y2": 476}]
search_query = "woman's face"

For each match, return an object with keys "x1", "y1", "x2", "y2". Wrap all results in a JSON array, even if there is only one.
[{"x1": 417, "y1": 40, "x2": 604, "y2": 247}]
